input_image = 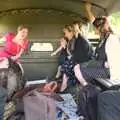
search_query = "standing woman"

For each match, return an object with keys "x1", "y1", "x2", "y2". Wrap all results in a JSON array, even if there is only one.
[
  {"x1": 0, "y1": 25, "x2": 29, "y2": 120},
  {"x1": 0, "y1": 25, "x2": 29, "y2": 74}
]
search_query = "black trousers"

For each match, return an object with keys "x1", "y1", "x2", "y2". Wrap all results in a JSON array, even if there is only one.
[
  {"x1": 98, "y1": 90, "x2": 120, "y2": 120},
  {"x1": 0, "y1": 87, "x2": 7, "y2": 120}
]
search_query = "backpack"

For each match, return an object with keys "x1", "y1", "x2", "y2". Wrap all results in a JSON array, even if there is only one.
[{"x1": 76, "y1": 84, "x2": 100, "y2": 120}]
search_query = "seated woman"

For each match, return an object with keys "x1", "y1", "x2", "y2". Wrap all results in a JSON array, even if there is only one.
[
  {"x1": 60, "y1": 24, "x2": 93, "y2": 91},
  {"x1": 51, "y1": 37, "x2": 68, "y2": 79},
  {"x1": 73, "y1": 1, "x2": 111, "y2": 87}
]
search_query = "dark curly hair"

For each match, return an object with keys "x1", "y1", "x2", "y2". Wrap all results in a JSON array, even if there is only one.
[{"x1": 93, "y1": 16, "x2": 113, "y2": 33}]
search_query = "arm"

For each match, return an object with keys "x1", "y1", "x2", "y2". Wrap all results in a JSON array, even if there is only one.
[
  {"x1": 16, "y1": 48, "x2": 24, "y2": 58},
  {"x1": 0, "y1": 37, "x2": 6, "y2": 44},
  {"x1": 13, "y1": 40, "x2": 29, "y2": 59},
  {"x1": 104, "y1": 61, "x2": 109, "y2": 68},
  {"x1": 51, "y1": 46, "x2": 63, "y2": 56},
  {"x1": 11, "y1": 48, "x2": 24, "y2": 60},
  {"x1": 85, "y1": 0, "x2": 95, "y2": 23}
]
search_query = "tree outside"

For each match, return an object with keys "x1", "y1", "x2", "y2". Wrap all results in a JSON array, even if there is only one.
[{"x1": 108, "y1": 12, "x2": 120, "y2": 35}]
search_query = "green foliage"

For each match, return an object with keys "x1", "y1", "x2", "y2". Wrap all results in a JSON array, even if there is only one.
[
  {"x1": 88, "y1": 12, "x2": 120, "y2": 38},
  {"x1": 109, "y1": 12, "x2": 120, "y2": 34},
  {"x1": 109, "y1": 12, "x2": 120, "y2": 26}
]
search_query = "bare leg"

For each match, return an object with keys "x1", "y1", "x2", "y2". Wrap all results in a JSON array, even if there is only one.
[
  {"x1": 60, "y1": 74, "x2": 68, "y2": 92},
  {"x1": 55, "y1": 65, "x2": 61, "y2": 78},
  {"x1": 74, "y1": 64, "x2": 88, "y2": 86}
]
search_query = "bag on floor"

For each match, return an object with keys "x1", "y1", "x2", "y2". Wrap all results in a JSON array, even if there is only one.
[
  {"x1": 76, "y1": 84, "x2": 100, "y2": 120},
  {"x1": 23, "y1": 91, "x2": 56, "y2": 120}
]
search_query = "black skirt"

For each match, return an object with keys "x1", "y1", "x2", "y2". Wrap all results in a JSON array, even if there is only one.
[
  {"x1": 80, "y1": 60, "x2": 110, "y2": 82},
  {"x1": 59, "y1": 48, "x2": 67, "y2": 65},
  {"x1": 61, "y1": 57, "x2": 77, "y2": 87}
]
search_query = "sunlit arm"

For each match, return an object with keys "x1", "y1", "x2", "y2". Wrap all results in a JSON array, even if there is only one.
[
  {"x1": 85, "y1": 0, "x2": 95, "y2": 23},
  {"x1": 51, "y1": 46, "x2": 63, "y2": 56}
]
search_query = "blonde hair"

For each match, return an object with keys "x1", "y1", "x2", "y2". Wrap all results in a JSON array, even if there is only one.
[
  {"x1": 72, "y1": 21, "x2": 83, "y2": 30},
  {"x1": 63, "y1": 25, "x2": 74, "y2": 32}
]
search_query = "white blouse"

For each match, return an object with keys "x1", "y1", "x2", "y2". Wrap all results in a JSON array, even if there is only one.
[{"x1": 105, "y1": 34, "x2": 120, "y2": 80}]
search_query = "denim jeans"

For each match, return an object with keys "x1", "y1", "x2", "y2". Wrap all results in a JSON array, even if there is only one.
[{"x1": 0, "y1": 87, "x2": 7, "y2": 120}]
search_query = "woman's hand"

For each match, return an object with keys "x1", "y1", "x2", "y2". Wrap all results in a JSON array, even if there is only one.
[
  {"x1": 104, "y1": 61, "x2": 109, "y2": 68},
  {"x1": 51, "y1": 52, "x2": 56, "y2": 56},
  {"x1": 11, "y1": 56, "x2": 19, "y2": 61},
  {"x1": 85, "y1": 0, "x2": 95, "y2": 22},
  {"x1": 85, "y1": 0, "x2": 92, "y2": 11},
  {"x1": 60, "y1": 38, "x2": 67, "y2": 48},
  {"x1": 11, "y1": 49, "x2": 23, "y2": 61}
]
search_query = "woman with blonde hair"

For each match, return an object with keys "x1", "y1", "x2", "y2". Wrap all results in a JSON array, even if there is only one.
[{"x1": 60, "y1": 24, "x2": 92, "y2": 91}]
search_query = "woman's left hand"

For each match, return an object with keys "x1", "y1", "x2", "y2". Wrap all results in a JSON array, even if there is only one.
[
  {"x1": 85, "y1": 0, "x2": 92, "y2": 10},
  {"x1": 104, "y1": 61, "x2": 109, "y2": 68},
  {"x1": 11, "y1": 56, "x2": 18, "y2": 61},
  {"x1": 51, "y1": 52, "x2": 56, "y2": 56}
]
